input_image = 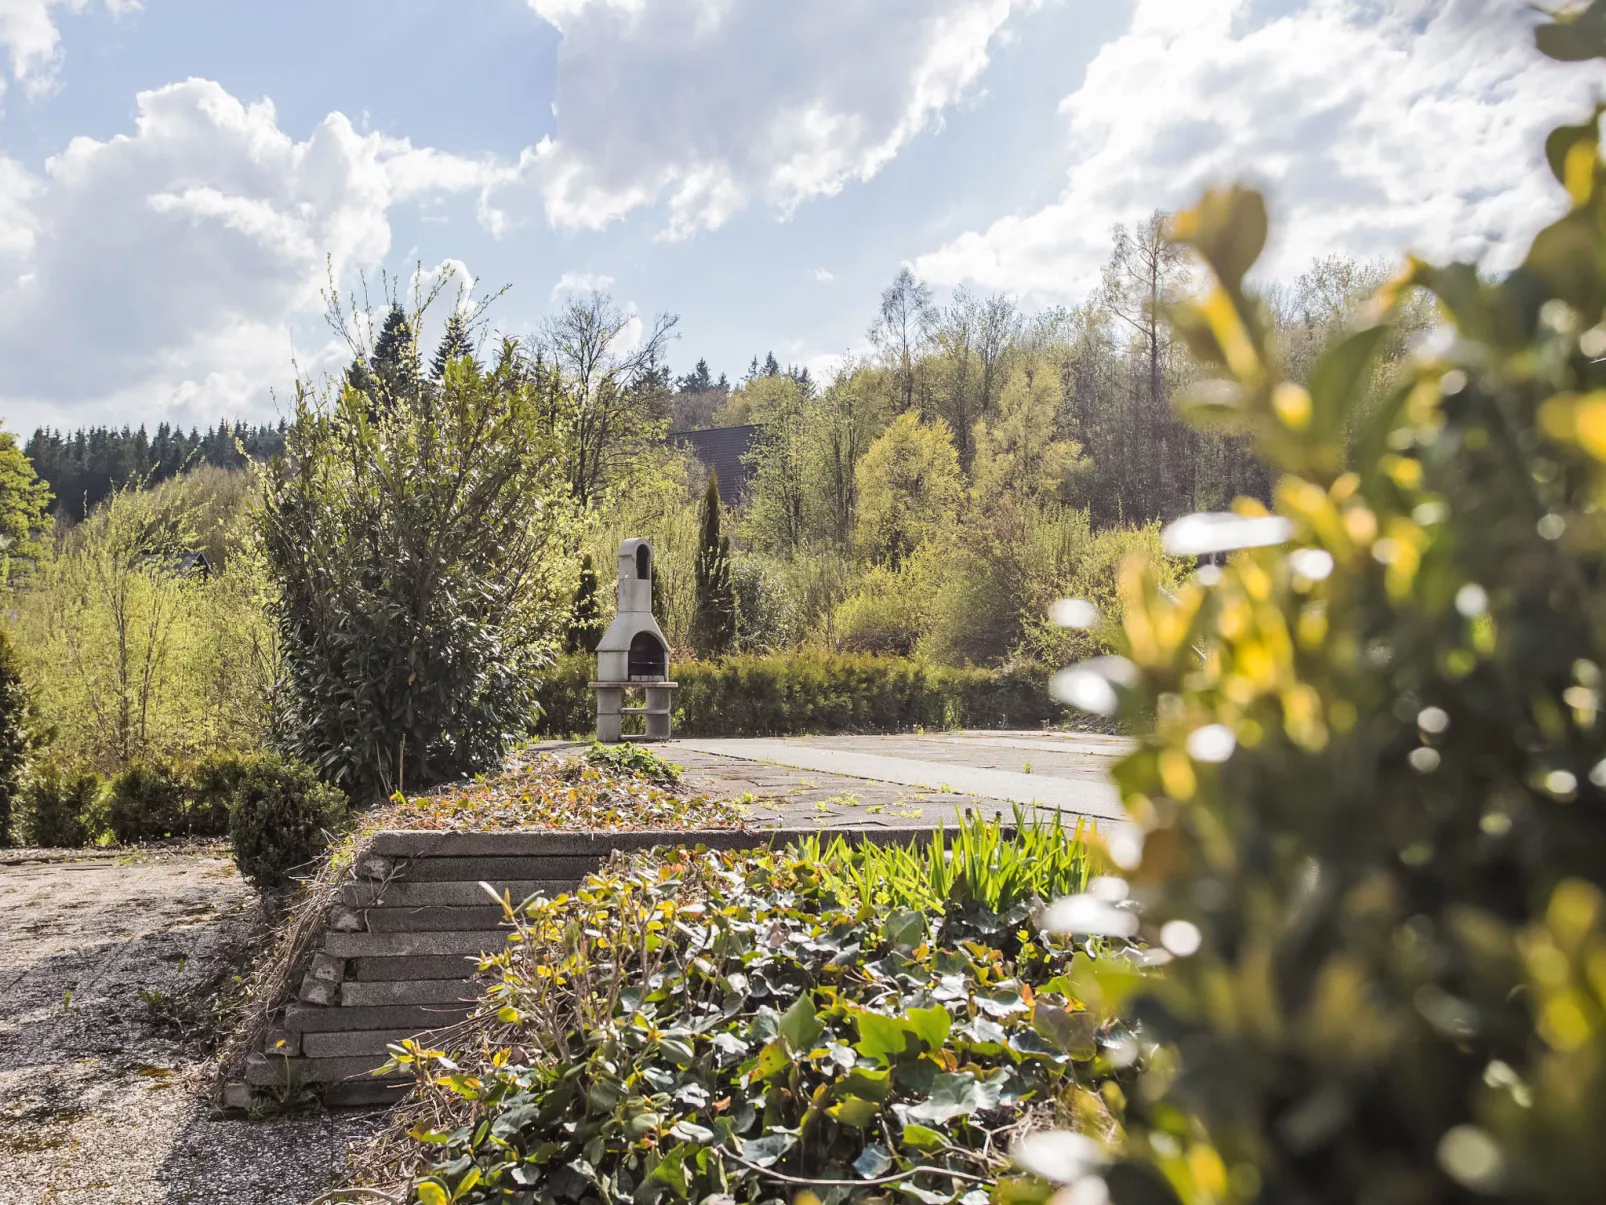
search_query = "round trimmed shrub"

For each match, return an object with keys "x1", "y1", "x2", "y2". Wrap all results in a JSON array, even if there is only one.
[
  {"x1": 227, "y1": 755, "x2": 346, "y2": 893},
  {"x1": 18, "y1": 762, "x2": 101, "y2": 848},
  {"x1": 104, "y1": 762, "x2": 187, "y2": 844}
]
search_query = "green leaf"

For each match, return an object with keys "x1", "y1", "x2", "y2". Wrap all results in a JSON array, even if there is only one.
[
  {"x1": 748, "y1": 1038, "x2": 793, "y2": 1082},
  {"x1": 1536, "y1": 1, "x2": 1606, "y2": 62},
  {"x1": 778, "y1": 994, "x2": 823, "y2": 1053},
  {"x1": 855, "y1": 1143, "x2": 895, "y2": 1179},
  {"x1": 828, "y1": 1095, "x2": 882, "y2": 1127},
  {"x1": 1307, "y1": 324, "x2": 1387, "y2": 443},
  {"x1": 658, "y1": 1036, "x2": 695, "y2": 1067},
  {"x1": 854, "y1": 1010, "x2": 913, "y2": 1065},
  {"x1": 905, "y1": 1005, "x2": 952, "y2": 1051},
  {"x1": 1031, "y1": 1003, "x2": 1099, "y2": 1062},
  {"x1": 884, "y1": 908, "x2": 926, "y2": 950},
  {"x1": 739, "y1": 1132, "x2": 797, "y2": 1167},
  {"x1": 904, "y1": 1071, "x2": 1001, "y2": 1124},
  {"x1": 450, "y1": 1166, "x2": 482, "y2": 1201},
  {"x1": 837, "y1": 1066, "x2": 893, "y2": 1102},
  {"x1": 417, "y1": 1183, "x2": 449, "y2": 1205},
  {"x1": 900, "y1": 1123, "x2": 945, "y2": 1151},
  {"x1": 1169, "y1": 185, "x2": 1267, "y2": 290}
]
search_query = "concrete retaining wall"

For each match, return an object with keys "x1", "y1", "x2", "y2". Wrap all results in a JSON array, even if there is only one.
[{"x1": 231, "y1": 824, "x2": 945, "y2": 1108}]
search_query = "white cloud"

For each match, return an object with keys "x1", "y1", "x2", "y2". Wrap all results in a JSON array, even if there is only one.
[
  {"x1": 0, "y1": 0, "x2": 136, "y2": 106},
  {"x1": 914, "y1": 0, "x2": 1602, "y2": 298},
  {"x1": 549, "y1": 270, "x2": 615, "y2": 300},
  {"x1": 0, "y1": 78, "x2": 499, "y2": 430},
  {"x1": 499, "y1": 0, "x2": 1036, "y2": 238},
  {"x1": 812, "y1": 267, "x2": 834, "y2": 283}
]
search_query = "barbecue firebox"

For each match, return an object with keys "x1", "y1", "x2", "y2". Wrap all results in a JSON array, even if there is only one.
[{"x1": 591, "y1": 538, "x2": 677, "y2": 742}]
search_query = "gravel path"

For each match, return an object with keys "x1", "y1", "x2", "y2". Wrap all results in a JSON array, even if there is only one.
[{"x1": 0, "y1": 848, "x2": 384, "y2": 1205}]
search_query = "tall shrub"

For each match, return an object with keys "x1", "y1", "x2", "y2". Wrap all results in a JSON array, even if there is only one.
[
  {"x1": 691, "y1": 473, "x2": 735, "y2": 657},
  {"x1": 9, "y1": 472, "x2": 275, "y2": 773},
  {"x1": 1053, "y1": 16, "x2": 1606, "y2": 1202},
  {"x1": 263, "y1": 338, "x2": 571, "y2": 798},
  {"x1": 0, "y1": 627, "x2": 33, "y2": 844}
]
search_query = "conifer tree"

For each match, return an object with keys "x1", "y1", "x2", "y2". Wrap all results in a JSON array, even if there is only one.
[
  {"x1": 692, "y1": 473, "x2": 736, "y2": 657},
  {"x1": 370, "y1": 304, "x2": 421, "y2": 405},
  {"x1": 565, "y1": 552, "x2": 604, "y2": 654},
  {"x1": 431, "y1": 311, "x2": 477, "y2": 380}
]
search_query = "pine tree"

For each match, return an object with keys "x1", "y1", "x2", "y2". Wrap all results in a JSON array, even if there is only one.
[
  {"x1": 677, "y1": 358, "x2": 713, "y2": 393},
  {"x1": 692, "y1": 473, "x2": 736, "y2": 657},
  {"x1": 565, "y1": 552, "x2": 604, "y2": 654},
  {"x1": 763, "y1": 351, "x2": 780, "y2": 377},
  {"x1": 0, "y1": 627, "x2": 33, "y2": 845},
  {"x1": 431, "y1": 311, "x2": 477, "y2": 380},
  {"x1": 370, "y1": 304, "x2": 421, "y2": 405}
]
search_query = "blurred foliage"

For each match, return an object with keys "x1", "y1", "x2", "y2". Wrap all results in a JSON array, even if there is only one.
[
  {"x1": 1062, "y1": 14, "x2": 1606, "y2": 1203},
  {"x1": 264, "y1": 336, "x2": 572, "y2": 800},
  {"x1": 380, "y1": 817, "x2": 1124, "y2": 1204}
]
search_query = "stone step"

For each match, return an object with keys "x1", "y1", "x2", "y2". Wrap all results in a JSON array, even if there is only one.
[
  {"x1": 365, "y1": 828, "x2": 762, "y2": 858},
  {"x1": 245, "y1": 1051, "x2": 407, "y2": 1086},
  {"x1": 324, "y1": 929, "x2": 515, "y2": 958},
  {"x1": 350, "y1": 954, "x2": 486, "y2": 981},
  {"x1": 303, "y1": 1028, "x2": 429, "y2": 1058},
  {"x1": 340, "y1": 880, "x2": 567, "y2": 908},
  {"x1": 324, "y1": 1079, "x2": 412, "y2": 1107},
  {"x1": 284, "y1": 1001, "x2": 477, "y2": 1033},
  {"x1": 339, "y1": 978, "x2": 484, "y2": 1008},
  {"x1": 362, "y1": 855, "x2": 608, "y2": 883},
  {"x1": 358, "y1": 906, "x2": 511, "y2": 933}
]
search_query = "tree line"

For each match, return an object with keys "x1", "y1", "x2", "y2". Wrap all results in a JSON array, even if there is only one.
[{"x1": 24, "y1": 420, "x2": 287, "y2": 522}]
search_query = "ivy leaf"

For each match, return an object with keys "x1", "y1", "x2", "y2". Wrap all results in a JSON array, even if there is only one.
[
  {"x1": 855, "y1": 1144, "x2": 894, "y2": 1179},
  {"x1": 898, "y1": 1184, "x2": 954, "y2": 1205},
  {"x1": 828, "y1": 1095, "x2": 882, "y2": 1127},
  {"x1": 748, "y1": 1038, "x2": 793, "y2": 1082},
  {"x1": 900, "y1": 1123, "x2": 946, "y2": 1151},
  {"x1": 779, "y1": 994, "x2": 823, "y2": 1053},
  {"x1": 904, "y1": 1072, "x2": 1001, "y2": 1124},
  {"x1": 739, "y1": 1133, "x2": 797, "y2": 1167},
  {"x1": 905, "y1": 1005, "x2": 952, "y2": 1050},
  {"x1": 672, "y1": 1120, "x2": 714, "y2": 1144},
  {"x1": 854, "y1": 1010, "x2": 913, "y2": 1065},
  {"x1": 837, "y1": 1066, "x2": 893, "y2": 1101},
  {"x1": 884, "y1": 908, "x2": 926, "y2": 950},
  {"x1": 417, "y1": 1183, "x2": 449, "y2": 1205}
]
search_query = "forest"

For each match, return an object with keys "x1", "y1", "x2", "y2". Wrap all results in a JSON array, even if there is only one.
[{"x1": 0, "y1": 215, "x2": 1429, "y2": 805}]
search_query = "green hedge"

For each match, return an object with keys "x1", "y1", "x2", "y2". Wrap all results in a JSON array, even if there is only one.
[{"x1": 534, "y1": 651, "x2": 1068, "y2": 738}]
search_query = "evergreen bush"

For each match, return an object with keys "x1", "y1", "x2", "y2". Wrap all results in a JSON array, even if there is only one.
[
  {"x1": 263, "y1": 333, "x2": 570, "y2": 799},
  {"x1": 186, "y1": 750, "x2": 253, "y2": 837},
  {"x1": 226, "y1": 754, "x2": 346, "y2": 893},
  {"x1": 104, "y1": 761, "x2": 188, "y2": 844},
  {"x1": 534, "y1": 650, "x2": 1068, "y2": 737},
  {"x1": 17, "y1": 762, "x2": 100, "y2": 848}
]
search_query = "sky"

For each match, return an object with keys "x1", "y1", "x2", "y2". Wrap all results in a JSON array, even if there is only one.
[{"x1": 0, "y1": 0, "x2": 1597, "y2": 436}]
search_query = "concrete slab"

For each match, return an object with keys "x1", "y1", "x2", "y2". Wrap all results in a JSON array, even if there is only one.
[{"x1": 663, "y1": 734, "x2": 1128, "y2": 825}]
